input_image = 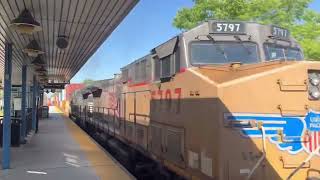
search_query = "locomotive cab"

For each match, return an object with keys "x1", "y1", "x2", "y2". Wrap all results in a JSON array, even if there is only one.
[{"x1": 183, "y1": 21, "x2": 303, "y2": 68}]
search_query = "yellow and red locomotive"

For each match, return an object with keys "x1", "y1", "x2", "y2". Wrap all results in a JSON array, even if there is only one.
[{"x1": 70, "y1": 21, "x2": 320, "y2": 180}]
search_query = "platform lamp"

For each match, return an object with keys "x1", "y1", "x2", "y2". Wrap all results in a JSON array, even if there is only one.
[
  {"x1": 39, "y1": 79, "x2": 48, "y2": 85},
  {"x1": 37, "y1": 72, "x2": 48, "y2": 78},
  {"x1": 35, "y1": 67, "x2": 47, "y2": 79},
  {"x1": 38, "y1": 75, "x2": 47, "y2": 80},
  {"x1": 10, "y1": 9, "x2": 41, "y2": 34},
  {"x1": 38, "y1": 73, "x2": 48, "y2": 78},
  {"x1": 35, "y1": 66, "x2": 47, "y2": 73},
  {"x1": 37, "y1": 72, "x2": 48, "y2": 80},
  {"x1": 23, "y1": 40, "x2": 44, "y2": 57},
  {"x1": 39, "y1": 76, "x2": 48, "y2": 86},
  {"x1": 56, "y1": 35, "x2": 69, "y2": 49},
  {"x1": 31, "y1": 55, "x2": 46, "y2": 66}
]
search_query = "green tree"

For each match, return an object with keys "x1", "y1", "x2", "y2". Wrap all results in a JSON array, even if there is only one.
[
  {"x1": 291, "y1": 10, "x2": 320, "y2": 60},
  {"x1": 173, "y1": 0, "x2": 320, "y2": 60},
  {"x1": 82, "y1": 79, "x2": 94, "y2": 86}
]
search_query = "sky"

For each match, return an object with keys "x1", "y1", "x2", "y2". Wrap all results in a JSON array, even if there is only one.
[
  {"x1": 71, "y1": 0, "x2": 193, "y2": 83},
  {"x1": 71, "y1": 0, "x2": 320, "y2": 83}
]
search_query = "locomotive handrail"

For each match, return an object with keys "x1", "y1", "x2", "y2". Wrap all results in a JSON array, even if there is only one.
[
  {"x1": 225, "y1": 119, "x2": 252, "y2": 128},
  {"x1": 286, "y1": 145, "x2": 320, "y2": 180},
  {"x1": 307, "y1": 169, "x2": 320, "y2": 179},
  {"x1": 100, "y1": 107, "x2": 118, "y2": 111},
  {"x1": 279, "y1": 156, "x2": 311, "y2": 169},
  {"x1": 247, "y1": 124, "x2": 266, "y2": 180},
  {"x1": 277, "y1": 104, "x2": 308, "y2": 117},
  {"x1": 277, "y1": 79, "x2": 307, "y2": 92},
  {"x1": 129, "y1": 113, "x2": 150, "y2": 118},
  {"x1": 277, "y1": 129, "x2": 310, "y2": 143},
  {"x1": 121, "y1": 90, "x2": 151, "y2": 94}
]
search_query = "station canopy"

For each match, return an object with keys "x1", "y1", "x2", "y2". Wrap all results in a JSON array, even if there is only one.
[{"x1": 0, "y1": 0, "x2": 138, "y2": 86}]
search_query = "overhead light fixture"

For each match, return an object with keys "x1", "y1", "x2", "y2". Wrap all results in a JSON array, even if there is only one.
[
  {"x1": 37, "y1": 71, "x2": 47, "y2": 75},
  {"x1": 38, "y1": 77, "x2": 47, "y2": 82},
  {"x1": 23, "y1": 40, "x2": 44, "y2": 57},
  {"x1": 32, "y1": 55, "x2": 46, "y2": 66},
  {"x1": 38, "y1": 75, "x2": 48, "y2": 79},
  {"x1": 56, "y1": 35, "x2": 69, "y2": 49},
  {"x1": 10, "y1": 9, "x2": 41, "y2": 34},
  {"x1": 37, "y1": 68, "x2": 47, "y2": 74},
  {"x1": 39, "y1": 80, "x2": 48, "y2": 84},
  {"x1": 36, "y1": 66, "x2": 47, "y2": 72}
]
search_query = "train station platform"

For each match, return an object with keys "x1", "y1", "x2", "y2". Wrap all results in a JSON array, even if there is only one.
[{"x1": 0, "y1": 107, "x2": 134, "y2": 180}]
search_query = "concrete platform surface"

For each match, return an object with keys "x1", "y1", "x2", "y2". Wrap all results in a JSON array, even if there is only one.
[{"x1": 0, "y1": 107, "x2": 134, "y2": 180}]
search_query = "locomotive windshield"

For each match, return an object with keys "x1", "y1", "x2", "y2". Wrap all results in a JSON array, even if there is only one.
[
  {"x1": 264, "y1": 43, "x2": 303, "y2": 61},
  {"x1": 190, "y1": 41, "x2": 259, "y2": 65}
]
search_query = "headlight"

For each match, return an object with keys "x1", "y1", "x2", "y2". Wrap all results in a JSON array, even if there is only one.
[
  {"x1": 308, "y1": 70, "x2": 320, "y2": 100},
  {"x1": 309, "y1": 73, "x2": 320, "y2": 86},
  {"x1": 311, "y1": 78, "x2": 320, "y2": 86},
  {"x1": 309, "y1": 86, "x2": 320, "y2": 99}
]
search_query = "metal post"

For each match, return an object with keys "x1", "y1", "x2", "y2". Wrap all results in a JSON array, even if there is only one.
[
  {"x1": 2, "y1": 42, "x2": 12, "y2": 169},
  {"x1": 107, "y1": 109, "x2": 110, "y2": 134},
  {"x1": 123, "y1": 94, "x2": 126, "y2": 136},
  {"x1": 35, "y1": 86, "x2": 40, "y2": 133},
  {"x1": 32, "y1": 75, "x2": 37, "y2": 130},
  {"x1": 133, "y1": 92, "x2": 136, "y2": 142},
  {"x1": 20, "y1": 65, "x2": 27, "y2": 143}
]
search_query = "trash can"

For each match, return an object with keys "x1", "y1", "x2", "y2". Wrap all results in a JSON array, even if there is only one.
[
  {"x1": 41, "y1": 106, "x2": 49, "y2": 118},
  {"x1": 26, "y1": 109, "x2": 32, "y2": 134},
  {"x1": 0, "y1": 118, "x2": 21, "y2": 147},
  {"x1": 11, "y1": 118, "x2": 21, "y2": 147}
]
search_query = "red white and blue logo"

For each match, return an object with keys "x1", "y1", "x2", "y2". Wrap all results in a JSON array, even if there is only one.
[{"x1": 224, "y1": 110, "x2": 320, "y2": 155}]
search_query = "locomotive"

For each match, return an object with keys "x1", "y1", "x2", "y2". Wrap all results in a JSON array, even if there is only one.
[{"x1": 69, "y1": 21, "x2": 320, "y2": 180}]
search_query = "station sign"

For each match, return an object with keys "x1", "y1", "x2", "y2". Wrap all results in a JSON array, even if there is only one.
[{"x1": 44, "y1": 83, "x2": 66, "y2": 89}]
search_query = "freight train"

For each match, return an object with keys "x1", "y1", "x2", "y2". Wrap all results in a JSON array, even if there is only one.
[{"x1": 69, "y1": 21, "x2": 320, "y2": 180}]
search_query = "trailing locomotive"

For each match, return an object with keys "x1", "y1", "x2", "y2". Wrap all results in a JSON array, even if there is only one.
[{"x1": 69, "y1": 21, "x2": 320, "y2": 180}]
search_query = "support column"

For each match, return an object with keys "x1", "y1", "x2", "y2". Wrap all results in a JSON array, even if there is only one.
[
  {"x1": 40, "y1": 92, "x2": 43, "y2": 107},
  {"x1": 2, "y1": 42, "x2": 12, "y2": 169},
  {"x1": 35, "y1": 85, "x2": 40, "y2": 133},
  {"x1": 32, "y1": 75, "x2": 37, "y2": 130},
  {"x1": 20, "y1": 65, "x2": 27, "y2": 143}
]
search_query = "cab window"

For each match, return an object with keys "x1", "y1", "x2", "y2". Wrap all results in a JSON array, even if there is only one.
[
  {"x1": 264, "y1": 43, "x2": 303, "y2": 61},
  {"x1": 190, "y1": 41, "x2": 259, "y2": 65},
  {"x1": 161, "y1": 55, "x2": 171, "y2": 78},
  {"x1": 154, "y1": 56, "x2": 161, "y2": 81}
]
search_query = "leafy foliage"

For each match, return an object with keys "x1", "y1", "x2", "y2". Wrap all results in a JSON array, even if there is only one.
[
  {"x1": 173, "y1": 0, "x2": 320, "y2": 59},
  {"x1": 291, "y1": 10, "x2": 320, "y2": 60},
  {"x1": 82, "y1": 79, "x2": 94, "y2": 86}
]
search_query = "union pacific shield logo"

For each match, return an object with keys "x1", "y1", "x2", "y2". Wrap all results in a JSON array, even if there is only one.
[
  {"x1": 224, "y1": 110, "x2": 320, "y2": 155},
  {"x1": 303, "y1": 111, "x2": 320, "y2": 154}
]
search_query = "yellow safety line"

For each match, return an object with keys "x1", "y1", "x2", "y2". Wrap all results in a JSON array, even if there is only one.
[{"x1": 53, "y1": 107, "x2": 133, "y2": 180}]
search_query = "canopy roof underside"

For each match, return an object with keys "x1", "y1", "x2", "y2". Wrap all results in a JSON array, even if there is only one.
[{"x1": 0, "y1": 0, "x2": 138, "y2": 84}]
